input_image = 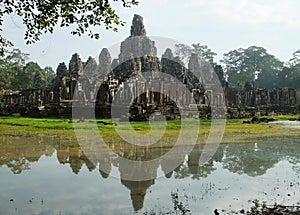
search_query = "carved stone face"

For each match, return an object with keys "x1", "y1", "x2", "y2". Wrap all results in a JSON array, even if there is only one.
[{"x1": 130, "y1": 14, "x2": 147, "y2": 37}]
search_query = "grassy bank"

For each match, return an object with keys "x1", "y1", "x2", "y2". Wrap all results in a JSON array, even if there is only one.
[{"x1": 0, "y1": 114, "x2": 299, "y2": 144}]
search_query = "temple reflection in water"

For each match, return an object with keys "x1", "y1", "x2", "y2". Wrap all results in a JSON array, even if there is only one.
[{"x1": 1, "y1": 134, "x2": 300, "y2": 212}]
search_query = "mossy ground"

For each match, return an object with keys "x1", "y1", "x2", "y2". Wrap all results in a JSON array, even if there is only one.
[{"x1": 0, "y1": 114, "x2": 299, "y2": 145}]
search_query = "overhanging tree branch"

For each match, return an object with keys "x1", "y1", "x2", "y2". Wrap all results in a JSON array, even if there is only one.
[{"x1": 0, "y1": 0, "x2": 139, "y2": 56}]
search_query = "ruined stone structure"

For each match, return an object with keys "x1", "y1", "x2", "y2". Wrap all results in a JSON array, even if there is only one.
[{"x1": 1, "y1": 14, "x2": 298, "y2": 118}]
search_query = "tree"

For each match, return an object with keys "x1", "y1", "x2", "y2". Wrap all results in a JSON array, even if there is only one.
[
  {"x1": 175, "y1": 43, "x2": 217, "y2": 64},
  {"x1": 33, "y1": 70, "x2": 46, "y2": 89},
  {"x1": 255, "y1": 53, "x2": 283, "y2": 89},
  {"x1": 289, "y1": 50, "x2": 300, "y2": 89},
  {"x1": 174, "y1": 44, "x2": 192, "y2": 63},
  {"x1": 277, "y1": 67, "x2": 294, "y2": 88},
  {"x1": 222, "y1": 46, "x2": 283, "y2": 88},
  {"x1": 0, "y1": 0, "x2": 139, "y2": 56},
  {"x1": 5, "y1": 49, "x2": 29, "y2": 66},
  {"x1": 43, "y1": 66, "x2": 55, "y2": 87},
  {"x1": 279, "y1": 66, "x2": 300, "y2": 90},
  {"x1": 0, "y1": 62, "x2": 9, "y2": 89},
  {"x1": 267, "y1": 50, "x2": 300, "y2": 90},
  {"x1": 0, "y1": 49, "x2": 28, "y2": 89},
  {"x1": 222, "y1": 48, "x2": 249, "y2": 86},
  {"x1": 190, "y1": 43, "x2": 217, "y2": 64},
  {"x1": 289, "y1": 49, "x2": 300, "y2": 66},
  {"x1": 0, "y1": 58, "x2": 13, "y2": 89},
  {"x1": 0, "y1": 49, "x2": 54, "y2": 90},
  {"x1": 13, "y1": 62, "x2": 43, "y2": 90}
]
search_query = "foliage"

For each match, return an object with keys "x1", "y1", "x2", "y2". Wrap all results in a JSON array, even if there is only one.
[
  {"x1": 175, "y1": 43, "x2": 217, "y2": 64},
  {"x1": 0, "y1": 57, "x2": 13, "y2": 89},
  {"x1": 0, "y1": 49, "x2": 55, "y2": 90},
  {"x1": 0, "y1": 91, "x2": 3, "y2": 109},
  {"x1": 0, "y1": 49, "x2": 28, "y2": 89},
  {"x1": 232, "y1": 200, "x2": 300, "y2": 215},
  {"x1": 0, "y1": 36, "x2": 13, "y2": 56},
  {"x1": 1, "y1": 45, "x2": 299, "y2": 93},
  {"x1": 222, "y1": 46, "x2": 283, "y2": 88},
  {"x1": 14, "y1": 62, "x2": 44, "y2": 90},
  {"x1": 191, "y1": 43, "x2": 216, "y2": 64},
  {"x1": 33, "y1": 70, "x2": 46, "y2": 89},
  {"x1": 142, "y1": 190, "x2": 191, "y2": 215},
  {"x1": 283, "y1": 50, "x2": 300, "y2": 90},
  {"x1": 174, "y1": 44, "x2": 192, "y2": 63},
  {"x1": 5, "y1": 48, "x2": 29, "y2": 65},
  {"x1": 289, "y1": 49, "x2": 300, "y2": 66},
  {"x1": 43, "y1": 66, "x2": 55, "y2": 87},
  {"x1": 0, "y1": 0, "x2": 139, "y2": 55},
  {"x1": 170, "y1": 191, "x2": 191, "y2": 214},
  {"x1": 174, "y1": 44, "x2": 298, "y2": 91}
]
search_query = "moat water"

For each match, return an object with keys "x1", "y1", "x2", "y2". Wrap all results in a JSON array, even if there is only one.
[{"x1": 0, "y1": 129, "x2": 300, "y2": 215}]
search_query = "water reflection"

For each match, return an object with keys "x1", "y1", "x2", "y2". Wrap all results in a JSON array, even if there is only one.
[
  {"x1": 222, "y1": 137, "x2": 300, "y2": 177},
  {"x1": 173, "y1": 144, "x2": 223, "y2": 180},
  {"x1": 0, "y1": 134, "x2": 300, "y2": 213},
  {"x1": 0, "y1": 135, "x2": 56, "y2": 174}
]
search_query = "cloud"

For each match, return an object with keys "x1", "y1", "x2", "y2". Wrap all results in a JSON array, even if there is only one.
[{"x1": 186, "y1": 0, "x2": 300, "y2": 28}]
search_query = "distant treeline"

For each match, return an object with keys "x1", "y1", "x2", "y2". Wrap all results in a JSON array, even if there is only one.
[
  {"x1": 0, "y1": 49, "x2": 55, "y2": 91},
  {"x1": 1, "y1": 45, "x2": 300, "y2": 92},
  {"x1": 175, "y1": 44, "x2": 300, "y2": 90}
]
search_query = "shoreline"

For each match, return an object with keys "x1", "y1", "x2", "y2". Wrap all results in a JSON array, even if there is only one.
[{"x1": 0, "y1": 115, "x2": 299, "y2": 145}]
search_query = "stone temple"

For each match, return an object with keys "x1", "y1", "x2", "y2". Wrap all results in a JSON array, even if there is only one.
[{"x1": 1, "y1": 14, "x2": 298, "y2": 118}]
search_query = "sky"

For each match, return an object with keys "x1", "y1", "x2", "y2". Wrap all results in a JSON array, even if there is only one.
[{"x1": 2, "y1": 0, "x2": 300, "y2": 69}]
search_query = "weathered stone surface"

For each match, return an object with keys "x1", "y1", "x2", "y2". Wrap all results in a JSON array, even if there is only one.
[
  {"x1": 2, "y1": 14, "x2": 298, "y2": 119},
  {"x1": 69, "y1": 53, "x2": 83, "y2": 78},
  {"x1": 56, "y1": 62, "x2": 68, "y2": 78},
  {"x1": 83, "y1": 56, "x2": 97, "y2": 77},
  {"x1": 121, "y1": 179, "x2": 154, "y2": 211},
  {"x1": 162, "y1": 48, "x2": 174, "y2": 59},
  {"x1": 214, "y1": 65, "x2": 226, "y2": 87},
  {"x1": 98, "y1": 48, "x2": 111, "y2": 75},
  {"x1": 119, "y1": 37, "x2": 157, "y2": 63},
  {"x1": 52, "y1": 62, "x2": 68, "y2": 91},
  {"x1": 186, "y1": 53, "x2": 203, "y2": 89},
  {"x1": 111, "y1": 59, "x2": 119, "y2": 70},
  {"x1": 112, "y1": 54, "x2": 141, "y2": 82},
  {"x1": 187, "y1": 53, "x2": 220, "y2": 91},
  {"x1": 112, "y1": 15, "x2": 160, "y2": 82},
  {"x1": 161, "y1": 48, "x2": 185, "y2": 82},
  {"x1": 188, "y1": 54, "x2": 202, "y2": 78},
  {"x1": 130, "y1": 14, "x2": 146, "y2": 37},
  {"x1": 188, "y1": 53, "x2": 214, "y2": 84},
  {"x1": 119, "y1": 15, "x2": 156, "y2": 63},
  {"x1": 140, "y1": 56, "x2": 160, "y2": 72}
]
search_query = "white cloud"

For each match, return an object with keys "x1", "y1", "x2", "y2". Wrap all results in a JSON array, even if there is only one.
[{"x1": 194, "y1": 0, "x2": 300, "y2": 27}]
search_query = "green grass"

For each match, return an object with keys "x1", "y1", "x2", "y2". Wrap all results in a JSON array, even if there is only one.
[
  {"x1": 0, "y1": 117, "x2": 73, "y2": 129},
  {"x1": 265, "y1": 114, "x2": 300, "y2": 120},
  {"x1": 0, "y1": 114, "x2": 299, "y2": 144}
]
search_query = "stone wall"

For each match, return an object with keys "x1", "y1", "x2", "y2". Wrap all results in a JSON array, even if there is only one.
[{"x1": 1, "y1": 14, "x2": 298, "y2": 118}]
